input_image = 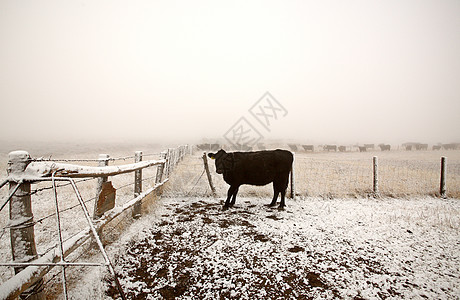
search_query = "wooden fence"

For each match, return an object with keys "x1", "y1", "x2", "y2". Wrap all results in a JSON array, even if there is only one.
[{"x1": 0, "y1": 145, "x2": 190, "y2": 300}]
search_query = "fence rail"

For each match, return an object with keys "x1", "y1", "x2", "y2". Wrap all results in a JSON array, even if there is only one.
[
  {"x1": 19, "y1": 159, "x2": 166, "y2": 179},
  {"x1": 0, "y1": 145, "x2": 191, "y2": 300}
]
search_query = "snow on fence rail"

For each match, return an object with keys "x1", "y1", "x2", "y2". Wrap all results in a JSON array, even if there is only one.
[{"x1": 0, "y1": 145, "x2": 190, "y2": 300}]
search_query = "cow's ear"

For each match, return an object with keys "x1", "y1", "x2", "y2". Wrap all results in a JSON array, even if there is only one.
[{"x1": 208, "y1": 153, "x2": 215, "y2": 159}]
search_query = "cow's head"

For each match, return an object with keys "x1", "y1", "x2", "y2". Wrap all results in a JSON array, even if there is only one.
[{"x1": 208, "y1": 149, "x2": 232, "y2": 174}]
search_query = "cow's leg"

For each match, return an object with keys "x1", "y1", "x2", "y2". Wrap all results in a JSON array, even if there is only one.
[
  {"x1": 229, "y1": 186, "x2": 239, "y2": 207},
  {"x1": 279, "y1": 188, "x2": 286, "y2": 209},
  {"x1": 278, "y1": 176, "x2": 290, "y2": 209},
  {"x1": 269, "y1": 184, "x2": 280, "y2": 207},
  {"x1": 224, "y1": 185, "x2": 238, "y2": 209}
]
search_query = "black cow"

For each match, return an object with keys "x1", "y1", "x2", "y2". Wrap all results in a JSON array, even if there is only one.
[
  {"x1": 324, "y1": 145, "x2": 337, "y2": 152},
  {"x1": 364, "y1": 144, "x2": 375, "y2": 150},
  {"x1": 208, "y1": 149, "x2": 293, "y2": 209},
  {"x1": 302, "y1": 145, "x2": 314, "y2": 152},
  {"x1": 379, "y1": 144, "x2": 391, "y2": 151},
  {"x1": 287, "y1": 144, "x2": 298, "y2": 152}
]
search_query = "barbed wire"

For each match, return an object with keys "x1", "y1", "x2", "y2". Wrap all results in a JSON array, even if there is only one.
[
  {"x1": 37, "y1": 230, "x2": 104, "y2": 299},
  {"x1": 163, "y1": 154, "x2": 460, "y2": 199},
  {"x1": 30, "y1": 153, "x2": 162, "y2": 163},
  {"x1": 31, "y1": 157, "x2": 101, "y2": 163},
  {"x1": 28, "y1": 196, "x2": 97, "y2": 228},
  {"x1": 27, "y1": 178, "x2": 97, "y2": 196},
  {"x1": 0, "y1": 146, "x2": 190, "y2": 299},
  {"x1": 1, "y1": 174, "x2": 163, "y2": 231},
  {"x1": 112, "y1": 175, "x2": 160, "y2": 192},
  {"x1": 185, "y1": 169, "x2": 206, "y2": 197}
]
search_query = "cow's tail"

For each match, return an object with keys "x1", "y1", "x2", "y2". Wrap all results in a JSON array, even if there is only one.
[{"x1": 289, "y1": 151, "x2": 295, "y2": 199}]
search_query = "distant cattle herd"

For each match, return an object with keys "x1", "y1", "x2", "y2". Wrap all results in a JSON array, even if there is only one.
[{"x1": 196, "y1": 142, "x2": 460, "y2": 153}]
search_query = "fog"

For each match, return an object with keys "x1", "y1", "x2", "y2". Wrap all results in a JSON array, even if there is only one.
[{"x1": 1, "y1": 0, "x2": 459, "y2": 148}]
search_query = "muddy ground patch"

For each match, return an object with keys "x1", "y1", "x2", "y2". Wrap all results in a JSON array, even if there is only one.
[{"x1": 107, "y1": 197, "x2": 460, "y2": 299}]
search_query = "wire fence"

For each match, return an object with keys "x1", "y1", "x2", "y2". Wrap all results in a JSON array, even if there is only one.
[
  {"x1": 296, "y1": 156, "x2": 460, "y2": 198},
  {"x1": 0, "y1": 150, "x2": 169, "y2": 297},
  {"x1": 165, "y1": 151, "x2": 460, "y2": 200}
]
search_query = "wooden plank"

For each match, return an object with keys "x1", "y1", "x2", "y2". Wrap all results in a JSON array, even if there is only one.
[{"x1": 94, "y1": 182, "x2": 116, "y2": 218}]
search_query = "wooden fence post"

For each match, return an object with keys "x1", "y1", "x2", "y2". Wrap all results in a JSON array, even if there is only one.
[
  {"x1": 93, "y1": 154, "x2": 110, "y2": 219},
  {"x1": 155, "y1": 151, "x2": 167, "y2": 184},
  {"x1": 167, "y1": 148, "x2": 173, "y2": 174},
  {"x1": 202, "y1": 153, "x2": 217, "y2": 197},
  {"x1": 172, "y1": 148, "x2": 178, "y2": 169},
  {"x1": 178, "y1": 146, "x2": 183, "y2": 162},
  {"x1": 169, "y1": 148, "x2": 174, "y2": 174},
  {"x1": 8, "y1": 151, "x2": 45, "y2": 300},
  {"x1": 132, "y1": 151, "x2": 142, "y2": 218},
  {"x1": 440, "y1": 156, "x2": 447, "y2": 198},
  {"x1": 290, "y1": 152, "x2": 295, "y2": 199},
  {"x1": 164, "y1": 149, "x2": 169, "y2": 178},
  {"x1": 373, "y1": 156, "x2": 379, "y2": 196}
]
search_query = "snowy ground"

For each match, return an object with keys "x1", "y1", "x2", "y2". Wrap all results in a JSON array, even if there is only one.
[
  {"x1": 98, "y1": 196, "x2": 460, "y2": 299},
  {"x1": 1, "y1": 146, "x2": 460, "y2": 299}
]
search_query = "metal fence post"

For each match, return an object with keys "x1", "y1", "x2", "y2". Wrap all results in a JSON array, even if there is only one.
[
  {"x1": 132, "y1": 151, "x2": 143, "y2": 218},
  {"x1": 8, "y1": 151, "x2": 45, "y2": 300},
  {"x1": 440, "y1": 156, "x2": 447, "y2": 198}
]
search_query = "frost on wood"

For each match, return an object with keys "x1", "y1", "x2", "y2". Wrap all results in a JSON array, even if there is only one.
[
  {"x1": 7, "y1": 150, "x2": 41, "y2": 292},
  {"x1": 0, "y1": 229, "x2": 91, "y2": 300},
  {"x1": 7, "y1": 151, "x2": 30, "y2": 174},
  {"x1": 10, "y1": 159, "x2": 166, "y2": 180},
  {"x1": 0, "y1": 181, "x2": 168, "y2": 299}
]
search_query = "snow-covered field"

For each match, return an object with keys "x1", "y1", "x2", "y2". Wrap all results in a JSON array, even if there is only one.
[
  {"x1": 98, "y1": 196, "x2": 460, "y2": 299},
  {"x1": 1, "y1": 146, "x2": 459, "y2": 299}
]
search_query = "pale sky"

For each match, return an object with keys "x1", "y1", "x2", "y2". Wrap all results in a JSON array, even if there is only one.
[{"x1": 1, "y1": 0, "x2": 459, "y2": 145}]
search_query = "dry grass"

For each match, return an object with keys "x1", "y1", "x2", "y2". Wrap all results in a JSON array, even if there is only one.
[
  {"x1": 0, "y1": 145, "x2": 459, "y2": 298},
  {"x1": 166, "y1": 149, "x2": 460, "y2": 199}
]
